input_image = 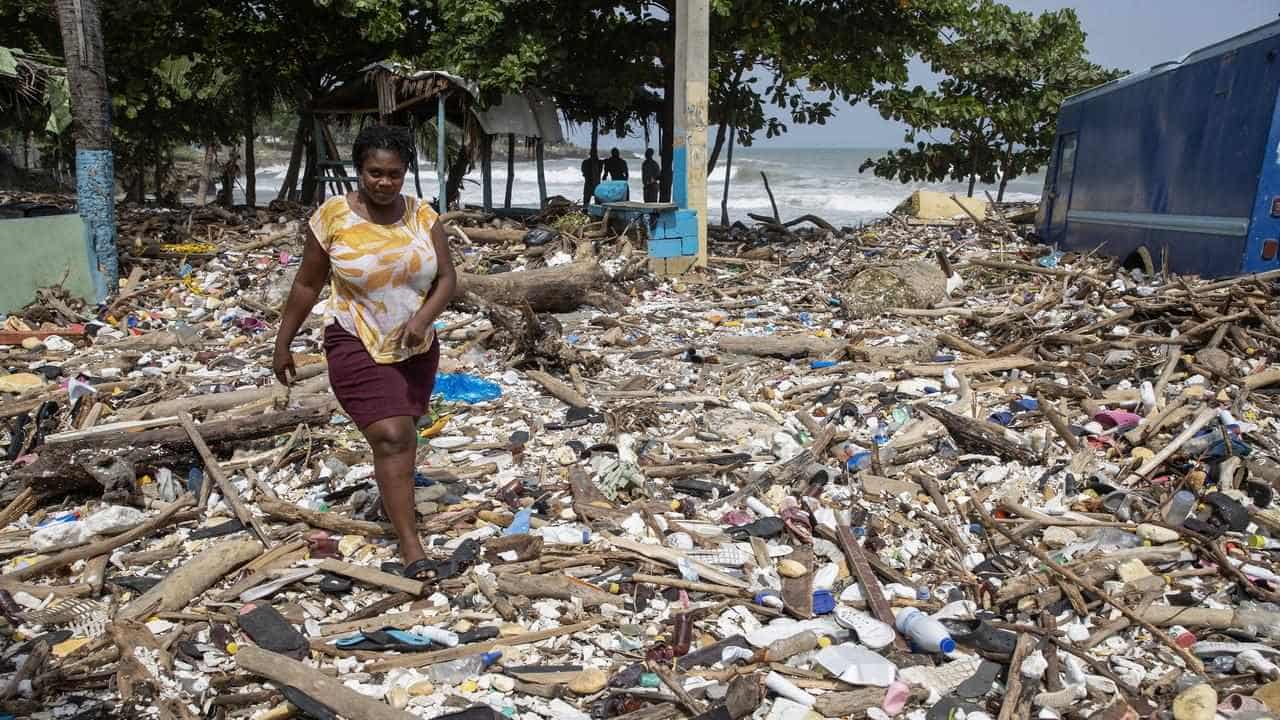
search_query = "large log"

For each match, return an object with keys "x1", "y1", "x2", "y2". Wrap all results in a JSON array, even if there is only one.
[
  {"x1": 116, "y1": 365, "x2": 328, "y2": 421},
  {"x1": 458, "y1": 261, "x2": 608, "y2": 313},
  {"x1": 717, "y1": 335, "x2": 844, "y2": 359},
  {"x1": 118, "y1": 536, "x2": 264, "y2": 620},
  {"x1": 236, "y1": 645, "x2": 419, "y2": 720},
  {"x1": 12, "y1": 401, "x2": 335, "y2": 502}
]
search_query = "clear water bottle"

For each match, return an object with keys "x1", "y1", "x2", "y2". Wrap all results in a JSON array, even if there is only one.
[
  {"x1": 425, "y1": 651, "x2": 502, "y2": 684},
  {"x1": 1165, "y1": 490, "x2": 1197, "y2": 526}
]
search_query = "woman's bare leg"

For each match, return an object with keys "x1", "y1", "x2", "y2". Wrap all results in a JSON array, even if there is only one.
[{"x1": 362, "y1": 416, "x2": 426, "y2": 565}]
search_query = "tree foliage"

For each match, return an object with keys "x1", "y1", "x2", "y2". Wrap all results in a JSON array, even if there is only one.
[{"x1": 861, "y1": 0, "x2": 1124, "y2": 198}]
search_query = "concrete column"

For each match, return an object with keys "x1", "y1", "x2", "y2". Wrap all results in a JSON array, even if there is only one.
[{"x1": 670, "y1": 0, "x2": 709, "y2": 273}]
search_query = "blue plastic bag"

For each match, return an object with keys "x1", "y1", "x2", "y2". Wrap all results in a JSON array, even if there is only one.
[
  {"x1": 434, "y1": 373, "x2": 503, "y2": 403},
  {"x1": 593, "y1": 180, "x2": 629, "y2": 203}
]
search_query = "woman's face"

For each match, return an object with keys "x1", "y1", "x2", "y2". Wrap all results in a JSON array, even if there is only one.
[{"x1": 359, "y1": 148, "x2": 407, "y2": 206}]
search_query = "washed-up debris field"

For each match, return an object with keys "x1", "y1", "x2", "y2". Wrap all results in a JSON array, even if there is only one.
[{"x1": 0, "y1": 190, "x2": 1279, "y2": 720}]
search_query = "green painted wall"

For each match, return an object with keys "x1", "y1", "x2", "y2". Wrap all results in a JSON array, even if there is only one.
[{"x1": 0, "y1": 213, "x2": 96, "y2": 314}]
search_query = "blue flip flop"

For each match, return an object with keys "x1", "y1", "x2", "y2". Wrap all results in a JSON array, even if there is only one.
[{"x1": 335, "y1": 628, "x2": 432, "y2": 652}]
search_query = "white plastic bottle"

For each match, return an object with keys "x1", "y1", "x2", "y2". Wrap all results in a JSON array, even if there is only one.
[
  {"x1": 537, "y1": 525, "x2": 591, "y2": 545},
  {"x1": 894, "y1": 608, "x2": 956, "y2": 654}
]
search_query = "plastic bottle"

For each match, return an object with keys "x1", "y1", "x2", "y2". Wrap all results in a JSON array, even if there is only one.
[
  {"x1": 418, "y1": 627, "x2": 460, "y2": 647},
  {"x1": 763, "y1": 630, "x2": 819, "y2": 662},
  {"x1": 1247, "y1": 534, "x2": 1280, "y2": 550},
  {"x1": 538, "y1": 525, "x2": 591, "y2": 545},
  {"x1": 894, "y1": 608, "x2": 956, "y2": 654},
  {"x1": 1165, "y1": 490, "x2": 1197, "y2": 526},
  {"x1": 746, "y1": 497, "x2": 776, "y2": 518},
  {"x1": 765, "y1": 671, "x2": 816, "y2": 707},
  {"x1": 671, "y1": 613, "x2": 694, "y2": 657},
  {"x1": 1236, "y1": 649, "x2": 1280, "y2": 679},
  {"x1": 754, "y1": 590, "x2": 784, "y2": 609},
  {"x1": 425, "y1": 651, "x2": 502, "y2": 684}
]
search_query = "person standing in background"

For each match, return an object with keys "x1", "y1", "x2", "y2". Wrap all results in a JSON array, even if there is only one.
[
  {"x1": 642, "y1": 148, "x2": 660, "y2": 203},
  {"x1": 603, "y1": 148, "x2": 629, "y2": 181},
  {"x1": 580, "y1": 150, "x2": 602, "y2": 206}
]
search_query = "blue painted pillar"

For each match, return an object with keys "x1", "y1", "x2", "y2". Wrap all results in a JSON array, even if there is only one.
[{"x1": 75, "y1": 149, "x2": 118, "y2": 302}]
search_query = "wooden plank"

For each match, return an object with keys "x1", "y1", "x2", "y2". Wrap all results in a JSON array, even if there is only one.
[
  {"x1": 781, "y1": 545, "x2": 814, "y2": 619},
  {"x1": 236, "y1": 646, "x2": 418, "y2": 720},
  {"x1": 316, "y1": 558, "x2": 424, "y2": 597},
  {"x1": 364, "y1": 617, "x2": 602, "y2": 673},
  {"x1": 180, "y1": 413, "x2": 273, "y2": 548}
]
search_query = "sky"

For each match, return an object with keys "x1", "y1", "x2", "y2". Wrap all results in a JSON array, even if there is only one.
[{"x1": 567, "y1": 0, "x2": 1280, "y2": 150}]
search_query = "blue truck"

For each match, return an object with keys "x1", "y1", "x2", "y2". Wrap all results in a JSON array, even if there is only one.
[{"x1": 1039, "y1": 20, "x2": 1280, "y2": 277}]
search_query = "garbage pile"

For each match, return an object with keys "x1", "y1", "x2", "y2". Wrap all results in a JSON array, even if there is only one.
[{"x1": 1, "y1": 191, "x2": 1279, "y2": 720}]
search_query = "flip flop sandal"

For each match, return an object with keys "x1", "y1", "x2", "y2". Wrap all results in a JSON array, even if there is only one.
[
  {"x1": 318, "y1": 573, "x2": 352, "y2": 594},
  {"x1": 954, "y1": 659, "x2": 1003, "y2": 699},
  {"x1": 727, "y1": 516, "x2": 785, "y2": 540},
  {"x1": 1204, "y1": 492, "x2": 1250, "y2": 532},
  {"x1": 335, "y1": 629, "x2": 432, "y2": 652},
  {"x1": 282, "y1": 686, "x2": 339, "y2": 720},
  {"x1": 109, "y1": 575, "x2": 163, "y2": 594},
  {"x1": 1243, "y1": 480, "x2": 1274, "y2": 509},
  {"x1": 458, "y1": 626, "x2": 500, "y2": 644},
  {"x1": 237, "y1": 603, "x2": 309, "y2": 660},
  {"x1": 189, "y1": 519, "x2": 245, "y2": 540},
  {"x1": 402, "y1": 558, "x2": 440, "y2": 582},
  {"x1": 381, "y1": 561, "x2": 405, "y2": 575},
  {"x1": 939, "y1": 618, "x2": 1018, "y2": 662}
]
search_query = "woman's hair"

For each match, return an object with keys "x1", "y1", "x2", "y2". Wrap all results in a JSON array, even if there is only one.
[{"x1": 352, "y1": 124, "x2": 414, "y2": 170}]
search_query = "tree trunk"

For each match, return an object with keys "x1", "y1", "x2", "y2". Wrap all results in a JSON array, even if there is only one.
[
  {"x1": 720, "y1": 120, "x2": 736, "y2": 227},
  {"x1": 706, "y1": 65, "x2": 744, "y2": 176},
  {"x1": 195, "y1": 144, "x2": 215, "y2": 207},
  {"x1": 244, "y1": 103, "x2": 256, "y2": 209},
  {"x1": 584, "y1": 118, "x2": 600, "y2": 207},
  {"x1": 53, "y1": 0, "x2": 118, "y2": 301},
  {"x1": 967, "y1": 173, "x2": 977, "y2": 198},
  {"x1": 458, "y1": 261, "x2": 609, "y2": 313},
  {"x1": 218, "y1": 144, "x2": 239, "y2": 207},
  {"x1": 300, "y1": 128, "x2": 318, "y2": 205},
  {"x1": 997, "y1": 140, "x2": 1013, "y2": 203},
  {"x1": 278, "y1": 117, "x2": 305, "y2": 203},
  {"x1": 445, "y1": 141, "x2": 469, "y2": 209}
]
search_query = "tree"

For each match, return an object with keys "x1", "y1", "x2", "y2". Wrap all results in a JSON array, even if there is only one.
[
  {"x1": 53, "y1": 0, "x2": 118, "y2": 299},
  {"x1": 861, "y1": 0, "x2": 1123, "y2": 199}
]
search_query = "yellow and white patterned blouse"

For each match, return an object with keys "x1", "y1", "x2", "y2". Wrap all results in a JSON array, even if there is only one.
[{"x1": 308, "y1": 194, "x2": 439, "y2": 364}]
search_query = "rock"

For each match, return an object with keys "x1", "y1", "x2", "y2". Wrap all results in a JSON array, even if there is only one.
[
  {"x1": 1116, "y1": 559, "x2": 1152, "y2": 583},
  {"x1": 0, "y1": 372, "x2": 44, "y2": 393},
  {"x1": 491, "y1": 674, "x2": 516, "y2": 693},
  {"x1": 415, "y1": 484, "x2": 448, "y2": 502},
  {"x1": 568, "y1": 668, "x2": 608, "y2": 695},
  {"x1": 1256, "y1": 681, "x2": 1280, "y2": 713},
  {"x1": 416, "y1": 501, "x2": 439, "y2": 516},
  {"x1": 1136, "y1": 523, "x2": 1180, "y2": 544},
  {"x1": 407, "y1": 680, "x2": 435, "y2": 696},
  {"x1": 20, "y1": 337, "x2": 43, "y2": 350},
  {"x1": 386, "y1": 685, "x2": 409, "y2": 709},
  {"x1": 778, "y1": 559, "x2": 809, "y2": 578},
  {"x1": 1172, "y1": 684, "x2": 1216, "y2": 720},
  {"x1": 1042, "y1": 526, "x2": 1079, "y2": 549}
]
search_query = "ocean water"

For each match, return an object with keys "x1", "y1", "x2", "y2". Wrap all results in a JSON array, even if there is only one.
[{"x1": 249, "y1": 147, "x2": 1044, "y2": 227}]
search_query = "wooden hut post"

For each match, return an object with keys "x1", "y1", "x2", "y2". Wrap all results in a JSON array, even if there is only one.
[
  {"x1": 481, "y1": 134, "x2": 493, "y2": 211},
  {"x1": 436, "y1": 93, "x2": 447, "y2": 211},
  {"x1": 536, "y1": 137, "x2": 547, "y2": 210},
  {"x1": 409, "y1": 115, "x2": 423, "y2": 198},
  {"x1": 504, "y1": 133, "x2": 515, "y2": 209}
]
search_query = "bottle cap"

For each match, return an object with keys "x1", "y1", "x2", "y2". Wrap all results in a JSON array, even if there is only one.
[
  {"x1": 939, "y1": 637, "x2": 957, "y2": 654},
  {"x1": 812, "y1": 589, "x2": 835, "y2": 615}
]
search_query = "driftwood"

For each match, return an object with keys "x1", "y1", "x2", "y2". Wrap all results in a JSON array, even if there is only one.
[
  {"x1": 12, "y1": 402, "x2": 335, "y2": 502},
  {"x1": 496, "y1": 572, "x2": 618, "y2": 607},
  {"x1": 116, "y1": 365, "x2": 327, "y2": 421},
  {"x1": 917, "y1": 404, "x2": 1039, "y2": 464},
  {"x1": 525, "y1": 369, "x2": 590, "y2": 408},
  {"x1": 458, "y1": 261, "x2": 610, "y2": 313},
  {"x1": 236, "y1": 646, "x2": 418, "y2": 720},
  {"x1": 457, "y1": 227, "x2": 526, "y2": 244},
  {"x1": 365, "y1": 616, "x2": 603, "y2": 672},
  {"x1": 118, "y1": 536, "x2": 264, "y2": 620},
  {"x1": 180, "y1": 413, "x2": 273, "y2": 546},
  {"x1": 717, "y1": 335, "x2": 844, "y2": 359},
  {"x1": 316, "y1": 558, "x2": 424, "y2": 596}
]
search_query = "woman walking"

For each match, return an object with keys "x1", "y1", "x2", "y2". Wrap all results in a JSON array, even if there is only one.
[{"x1": 273, "y1": 124, "x2": 457, "y2": 579}]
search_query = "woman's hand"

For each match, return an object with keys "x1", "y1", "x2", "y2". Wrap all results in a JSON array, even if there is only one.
[
  {"x1": 402, "y1": 311, "x2": 435, "y2": 349},
  {"x1": 272, "y1": 343, "x2": 297, "y2": 386}
]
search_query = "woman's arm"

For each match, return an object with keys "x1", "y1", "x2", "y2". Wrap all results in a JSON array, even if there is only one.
[
  {"x1": 403, "y1": 220, "x2": 458, "y2": 348},
  {"x1": 272, "y1": 227, "x2": 331, "y2": 385}
]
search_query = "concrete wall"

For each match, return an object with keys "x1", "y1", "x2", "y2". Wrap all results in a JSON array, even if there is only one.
[{"x1": 0, "y1": 213, "x2": 96, "y2": 314}]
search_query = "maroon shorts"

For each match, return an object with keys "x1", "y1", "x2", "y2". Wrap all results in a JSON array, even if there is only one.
[{"x1": 323, "y1": 324, "x2": 440, "y2": 429}]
